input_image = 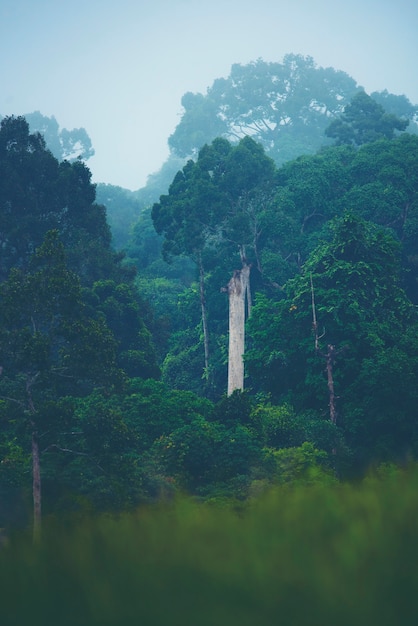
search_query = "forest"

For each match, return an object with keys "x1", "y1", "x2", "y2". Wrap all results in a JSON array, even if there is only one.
[{"x1": 1, "y1": 54, "x2": 418, "y2": 624}]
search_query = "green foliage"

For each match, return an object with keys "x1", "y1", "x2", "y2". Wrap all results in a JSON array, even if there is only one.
[
  {"x1": 251, "y1": 403, "x2": 305, "y2": 448},
  {"x1": 0, "y1": 230, "x2": 83, "y2": 379},
  {"x1": 2, "y1": 470, "x2": 418, "y2": 625},
  {"x1": 86, "y1": 279, "x2": 160, "y2": 379},
  {"x1": 211, "y1": 390, "x2": 253, "y2": 428},
  {"x1": 169, "y1": 54, "x2": 360, "y2": 165},
  {"x1": 16, "y1": 379, "x2": 215, "y2": 515},
  {"x1": 0, "y1": 117, "x2": 166, "y2": 529},
  {"x1": 168, "y1": 90, "x2": 228, "y2": 158},
  {"x1": 161, "y1": 331, "x2": 206, "y2": 394},
  {"x1": 95, "y1": 183, "x2": 142, "y2": 249},
  {"x1": 79, "y1": 379, "x2": 212, "y2": 452},
  {"x1": 125, "y1": 209, "x2": 165, "y2": 274},
  {"x1": 151, "y1": 391, "x2": 267, "y2": 497},
  {"x1": 0, "y1": 116, "x2": 128, "y2": 286},
  {"x1": 371, "y1": 89, "x2": 418, "y2": 127},
  {"x1": 326, "y1": 91, "x2": 409, "y2": 146},
  {"x1": 247, "y1": 212, "x2": 418, "y2": 473},
  {"x1": 3, "y1": 67, "x2": 418, "y2": 523},
  {"x1": 152, "y1": 136, "x2": 277, "y2": 396},
  {"x1": 155, "y1": 416, "x2": 262, "y2": 494},
  {"x1": 154, "y1": 134, "x2": 269, "y2": 265},
  {"x1": 268, "y1": 441, "x2": 336, "y2": 486},
  {"x1": 122, "y1": 155, "x2": 191, "y2": 271},
  {"x1": 0, "y1": 433, "x2": 30, "y2": 527}
]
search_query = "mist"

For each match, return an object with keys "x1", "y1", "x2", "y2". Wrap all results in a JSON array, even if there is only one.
[{"x1": 1, "y1": 0, "x2": 417, "y2": 189}]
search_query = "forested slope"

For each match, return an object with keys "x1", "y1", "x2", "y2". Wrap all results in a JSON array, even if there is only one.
[{"x1": 1, "y1": 58, "x2": 418, "y2": 535}]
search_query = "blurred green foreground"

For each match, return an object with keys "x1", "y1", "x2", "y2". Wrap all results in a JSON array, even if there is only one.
[{"x1": 1, "y1": 466, "x2": 417, "y2": 626}]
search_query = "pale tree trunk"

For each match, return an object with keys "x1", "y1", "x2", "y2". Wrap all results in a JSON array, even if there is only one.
[{"x1": 227, "y1": 262, "x2": 250, "y2": 395}]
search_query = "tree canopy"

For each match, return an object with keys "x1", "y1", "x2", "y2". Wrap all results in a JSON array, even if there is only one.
[
  {"x1": 6, "y1": 110, "x2": 95, "y2": 162},
  {"x1": 325, "y1": 91, "x2": 409, "y2": 145},
  {"x1": 169, "y1": 55, "x2": 361, "y2": 165},
  {"x1": 0, "y1": 115, "x2": 160, "y2": 530}
]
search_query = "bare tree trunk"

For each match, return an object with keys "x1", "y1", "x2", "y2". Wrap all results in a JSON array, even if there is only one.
[
  {"x1": 27, "y1": 374, "x2": 41, "y2": 542},
  {"x1": 227, "y1": 263, "x2": 250, "y2": 395},
  {"x1": 310, "y1": 274, "x2": 339, "y2": 426},
  {"x1": 31, "y1": 427, "x2": 41, "y2": 543},
  {"x1": 325, "y1": 344, "x2": 337, "y2": 425},
  {"x1": 198, "y1": 254, "x2": 210, "y2": 377}
]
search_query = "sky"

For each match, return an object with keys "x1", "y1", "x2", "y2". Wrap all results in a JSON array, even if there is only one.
[{"x1": 1, "y1": 0, "x2": 417, "y2": 191}]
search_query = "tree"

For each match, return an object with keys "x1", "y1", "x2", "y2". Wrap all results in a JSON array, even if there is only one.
[
  {"x1": 258, "y1": 133, "x2": 418, "y2": 300},
  {"x1": 152, "y1": 138, "x2": 233, "y2": 385},
  {"x1": 168, "y1": 91, "x2": 227, "y2": 160},
  {"x1": 310, "y1": 273, "x2": 341, "y2": 426},
  {"x1": 95, "y1": 184, "x2": 143, "y2": 250},
  {"x1": 155, "y1": 390, "x2": 263, "y2": 496},
  {"x1": 85, "y1": 279, "x2": 160, "y2": 380},
  {"x1": 0, "y1": 116, "x2": 128, "y2": 286},
  {"x1": 227, "y1": 264, "x2": 250, "y2": 394},
  {"x1": 22, "y1": 111, "x2": 94, "y2": 162},
  {"x1": 370, "y1": 90, "x2": 418, "y2": 131},
  {"x1": 169, "y1": 54, "x2": 360, "y2": 165},
  {"x1": 153, "y1": 136, "x2": 275, "y2": 395},
  {"x1": 0, "y1": 231, "x2": 121, "y2": 538},
  {"x1": 325, "y1": 91, "x2": 409, "y2": 146},
  {"x1": 247, "y1": 213, "x2": 418, "y2": 473},
  {"x1": 339, "y1": 134, "x2": 418, "y2": 302},
  {"x1": 0, "y1": 115, "x2": 60, "y2": 278},
  {"x1": 212, "y1": 136, "x2": 275, "y2": 393}
]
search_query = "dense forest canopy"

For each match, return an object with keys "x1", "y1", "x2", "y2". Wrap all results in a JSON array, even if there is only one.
[
  {"x1": 168, "y1": 55, "x2": 418, "y2": 165},
  {"x1": 0, "y1": 115, "x2": 160, "y2": 531},
  {"x1": 1, "y1": 55, "x2": 418, "y2": 536}
]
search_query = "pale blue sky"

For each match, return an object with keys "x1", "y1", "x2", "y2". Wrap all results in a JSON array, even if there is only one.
[{"x1": 1, "y1": 0, "x2": 417, "y2": 190}]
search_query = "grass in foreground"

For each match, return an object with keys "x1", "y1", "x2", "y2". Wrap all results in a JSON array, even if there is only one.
[{"x1": 1, "y1": 466, "x2": 418, "y2": 625}]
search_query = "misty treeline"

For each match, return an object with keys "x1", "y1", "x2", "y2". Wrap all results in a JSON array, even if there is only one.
[{"x1": 1, "y1": 54, "x2": 418, "y2": 536}]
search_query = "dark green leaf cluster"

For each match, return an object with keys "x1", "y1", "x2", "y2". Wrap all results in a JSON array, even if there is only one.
[
  {"x1": 0, "y1": 116, "x2": 162, "y2": 526},
  {"x1": 247, "y1": 212, "x2": 418, "y2": 474},
  {"x1": 325, "y1": 91, "x2": 409, "y2": 145},
  {"x1": 147, "y1": 117, "x2": 418, "y2": 482}
]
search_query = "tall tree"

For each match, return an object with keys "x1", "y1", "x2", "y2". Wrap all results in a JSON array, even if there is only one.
[
  {"x1": 152, "y1": 149, "x2": 224, "y2": 379},
  {"x1": 0, "y1": 117, "x2": 161, "y2": 532},
  {"x1": 0, "y1": 115, "x2": 131, "y2": 285},
  {"x1": 214, "y1": 137, "x2": 275, "y2": 392},
  {"x1": 0, "y1": 231, "x2": 121, "y2": 538},
  {"x1": 247, "y1": 213, "x2": 418, "y2": 472},
  {"x1": 169, "y1": 54, "x2": 360, "y2": 165},
  {"x1": 153, "y1": 137, "x2": 275, "y2": 394},
  {"x1": 325, "y1": 91, "x2": 409, "y2": 146},
  {"x1": 226, "y1": 264, "x2": 250, "y2": 394},
  {"x1": 22, "y1": 111, "x2": 94, "y2": 162}
]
